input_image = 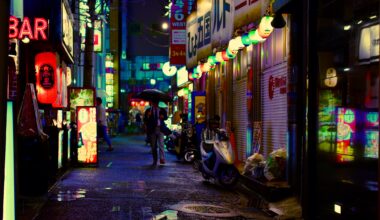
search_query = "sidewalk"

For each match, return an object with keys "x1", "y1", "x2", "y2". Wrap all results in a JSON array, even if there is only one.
[
  {"x1": 236, "y1": 174, "x2": 302, "y2": 219},
  {"x1": 17, "y1": 133, "x2": 301, "y2": 219}
]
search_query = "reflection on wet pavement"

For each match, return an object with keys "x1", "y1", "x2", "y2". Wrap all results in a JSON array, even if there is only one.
[
  {"x1": 34, "y1": 135, "x2": 271, "y2": 220},
  {"x1": 54, "y1": 189, "x2": 87, "y2": 202}
]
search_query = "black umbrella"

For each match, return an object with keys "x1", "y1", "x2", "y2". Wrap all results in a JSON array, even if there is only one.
[{"x1": 135, "y1": 89, "x2": 172, "y2": 102}]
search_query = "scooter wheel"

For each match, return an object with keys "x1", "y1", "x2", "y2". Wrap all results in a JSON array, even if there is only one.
[{"x1": 184, "y1": 151, "x2": 195, "y2": 163}]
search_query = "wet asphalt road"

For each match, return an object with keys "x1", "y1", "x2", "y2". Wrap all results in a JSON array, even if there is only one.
[{"x1": 34, "y1": 134, "x2": 271, "y2": 220}]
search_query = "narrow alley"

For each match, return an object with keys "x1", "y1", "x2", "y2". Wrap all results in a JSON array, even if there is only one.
[{"x1": 25, "y1": 135, "x2": 272, "y2": 220}]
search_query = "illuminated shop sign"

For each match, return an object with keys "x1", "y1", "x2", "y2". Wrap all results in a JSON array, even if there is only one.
[
  {"x1": 62, "y1": 2, "x2": 74, "y2": 57},
  {"x1": 94, "y1": 20, "x2": 102, "y2": 52},
  {"x1": 336, "y1": 108, "x2": 356, "y2": 162},
  {"x1": 359, "y1": 23, "x2": 379, "y2": 62},
  {"x1": 211, "y1": 0, "x2": 233, "y2": 48},
  {"x1": 35, "y1": 52, "x2": 58, "y2": 104},
  {"x1": 170, "y1": 0, "x2": 188, "y2": 65},
  {"x1": 336, "y1": 108, "x2": 379, "y2": 161},
  {"x1": 177, "y1": 66, "x2": 189, "y2": 87},
  {"x1": 234, "y1": 0, "x2": 263, "y2": 29},
  {"x1": 105, "y1": 54, "x2": 114, "y2": 107},
  {"x1": 196, "y1": 0, "x2": 213, "y2": 61},
  {"x1": 68, "y1": 87, "x2": 95, "y2": 111},
  {"x1": 52, "y1": 66, "x2": 68, "y2": 108},
  {"x1": 186, "y1": 11, "x2": 198, "y2": 67},
  {"x1": 364, "y1": 111, "x2": 379, "y2": 159},
  {"x1": 9, "y1": 16, "x2": 48, "y2": 40},
  {"x1": 77, "y1": 106, "x2": 98, "y2": 164}
]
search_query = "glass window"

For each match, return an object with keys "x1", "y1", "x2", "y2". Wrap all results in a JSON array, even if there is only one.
[{"x1": 316, "y1": 0, "x2": 379, "y2": 218}]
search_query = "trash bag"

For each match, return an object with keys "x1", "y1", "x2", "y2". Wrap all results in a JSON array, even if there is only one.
[
  {"x1": 264, "y1": 148, "x2": 287, "y2": 181},
  {"x1": 243, "y1": 153, "x2": 264, "y2": 176}
]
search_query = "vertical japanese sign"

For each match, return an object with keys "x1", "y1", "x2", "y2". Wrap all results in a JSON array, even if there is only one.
[
  {"x1": 77, "y1": 106, "x2": 98, "y2": 164},
  {"x1": 94, "y1": 20, "x2": 102, "y2": 52},
  {"x1": 196, "y1": 0, "x2": 212, "y2": 61},
  {"x1": 170, "y1": 0, "x2": 188, "y2": 65},
  {"x1": 62, "y1": 2, "x2": 74, "y2": 57},
  {"x1": 186, "y1": 10, "x2": 198, "y2": 68},
  {"x1": 211, "y1": 0, "x2": 234, "y2": 48},
  {"x1": 105, "y1": 54, "x2": 114, "y2": 108}
]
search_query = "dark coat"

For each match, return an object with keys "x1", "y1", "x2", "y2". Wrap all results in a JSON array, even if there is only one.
[{"x1": 144, "y1": 107, "x2": 168, "y2": 134}]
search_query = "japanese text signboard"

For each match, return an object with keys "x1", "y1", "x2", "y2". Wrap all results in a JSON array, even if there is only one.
[
  {"x1": 76, "y1": 106, "x2": 98, "y2": 165},
  {"x1": 211, "y1": 0, "x2": 234, "y2": 48},
  {"x1": 170, "y1": 0, "x2": 188, "y2": 65}
]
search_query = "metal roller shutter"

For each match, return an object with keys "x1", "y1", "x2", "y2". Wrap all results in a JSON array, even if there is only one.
[
  {"x1": 233, "y1": 78, "x2": 247, "y2": 161},
  {"x1": 261, "y1": 62, "x2": 288, "y2": 158}
]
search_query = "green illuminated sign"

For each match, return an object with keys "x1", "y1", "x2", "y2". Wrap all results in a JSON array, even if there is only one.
[
  {"x1": 344, "y1": 109, "x2": 355, "y2": 123},
  {"x1": 3, "y1": 101, "x2": 15, "y2": 220}
]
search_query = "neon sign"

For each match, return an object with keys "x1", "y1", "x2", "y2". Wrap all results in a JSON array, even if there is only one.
[
  {"x1": 9, "y1": 16, "x2": 48, "y2": 40},
  {"x1": 77, "y1": 106, "x2": 98, "y2": 164},
  {"x1": 336, "y1": 108, "x2": 356, "y2": 162}
]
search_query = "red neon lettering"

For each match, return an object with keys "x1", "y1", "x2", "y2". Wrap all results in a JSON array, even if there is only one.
[
  {"x1": 18, "y1": 17, "x2": 34, "y2": 40},
  {"x1": 9, "y1": 16, "x2": 19, "y2": 39},
  {"x1": 34, "y1": 18, "x2": 48, "y2": 40}
]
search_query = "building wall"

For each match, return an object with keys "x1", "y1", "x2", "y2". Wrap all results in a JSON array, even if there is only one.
[{"x1": 110, "y1": 0, "x2": 120, "y2": 108}]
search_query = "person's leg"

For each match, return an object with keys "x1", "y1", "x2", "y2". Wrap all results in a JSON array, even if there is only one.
[
  {"x1": 102, "y1": 126, "x2": 113, "y2": 150},
  {"x1": 158, "y1": 132, "x2": 165, "y2": 163},
  {"x1": 150, "y1": 131, "x2": 158, "y2": 165}
]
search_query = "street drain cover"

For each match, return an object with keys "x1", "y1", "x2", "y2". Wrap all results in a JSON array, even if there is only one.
[{"x1": 171, "y1": 203, "x2": 238, "y2": 218}]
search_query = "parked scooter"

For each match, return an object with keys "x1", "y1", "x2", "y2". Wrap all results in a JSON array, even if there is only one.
[
  {"x1": 179, "y1": 124, "x2": 199, "y2": 163},
  {"x1": 199, "y1": 126, "x2": 239, "y2": 187},
  {"x1": 164, "y1": 131, "x2": 180, "y2": 154},
  {"x1": 164, "y1": 116, "x2": 199, "y2": 163}
]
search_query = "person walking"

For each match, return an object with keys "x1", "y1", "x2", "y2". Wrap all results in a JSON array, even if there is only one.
[
  {"x1": 135, "y1": 112, "x2": 142, "y2": 131},
  {"x1": 145, "y1": 101, "x2": 167, "y2": 166},
  {"x1": 96, "y1": 97, "x2": 113, "y2": 151}
]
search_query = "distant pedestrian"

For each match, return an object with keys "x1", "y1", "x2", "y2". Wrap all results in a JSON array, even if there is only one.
[
  {"x1": 144, "y1": 108, "x2": 152, "y2": 145},
  {"x1": 96, "y1": 97, "x2": 113, "y2": 151},
  {"x1": 135, "y1": 112, "x2": 142, "y2": 129},
  {"x1": 145, "y1": 101, "x2": 168, "y2": 166}
]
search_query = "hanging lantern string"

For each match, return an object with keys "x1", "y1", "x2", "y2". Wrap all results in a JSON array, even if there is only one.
[{"x1": 180, "y1": 0, "x2": 280, "y2": 75}]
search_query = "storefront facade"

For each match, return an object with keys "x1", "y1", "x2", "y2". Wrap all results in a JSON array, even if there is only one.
[{"x1": 309, "y1": 0, "x2": 379, "y2": 218}]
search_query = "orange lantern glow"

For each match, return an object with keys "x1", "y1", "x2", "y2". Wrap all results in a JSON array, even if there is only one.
[
  {"x1": 140, "y1": 101, "x2": 145, "y2": 106},
  {"x1": 188, "y1": 72, "x2": 194, "y2": 80},
  {"x1": 131, "y1": 101, "x2": 136, "y2": 106},
  {"x1": 35, "y1": 52, "x2": 58, "y2": 104},
  {"x1": 52, "y1": 67, "x2": 68, "y2": 108}
]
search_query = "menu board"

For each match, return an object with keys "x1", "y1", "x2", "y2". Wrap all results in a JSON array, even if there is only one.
[
  {"x1": 336, "y1": 107, "x2": 356, "y2": 162},
  {"x1": 76, "y1": 106, "x2": 97, "y2": 164}
]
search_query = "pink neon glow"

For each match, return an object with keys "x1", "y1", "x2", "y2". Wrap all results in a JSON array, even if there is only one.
[
  {"x1": 8, "y1": 16, "x2": 19, "y2": 38},
  {"x1": 9, "y1": 16, "x2": 48, "y2": 40},
  {"x1": 18, "y1": 17, "x2": 34, "y2": 40},
  {"x1": 34, "y1": 18, "x2": 48, "y2": 40}
]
